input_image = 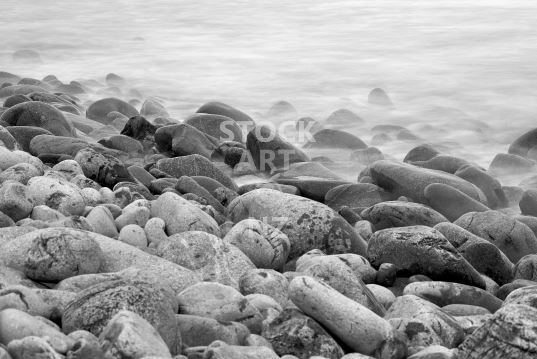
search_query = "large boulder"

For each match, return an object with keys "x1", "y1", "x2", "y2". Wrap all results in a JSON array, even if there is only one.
[
  {"x1": 86, "y1": 98, "x2": 139, "y2": 124},
  {"x1": 62, "y1": 279, "x2": 180, "y2": 354},
  {"x1": 289, "y1": 276, "x2": 405, "y2": 358},
  {"x1": 454, "y1": 211, "x2": 537, "y2": 263},
  {"x1": 508, "y1": 127, "x2": 537, "y2": 157},
  {"x1": 369, "y1": 160, "x2": 486, "y2": 205},
  {"x1": 0, "y1": 227, "x2": 103, "y2": 282},
  {"x1": 0, "y1": 101, "x2": 76, "y2": 137},
  {"x1": 325, "y1": 183, "x2": 392, "y2": 210},
  {"x1": 367, "y1": 226, "x2": 486, "y2": 289},
  {"x1": 457, "y1": 304, "x2": 537, "y2": 358},
  {"x1": 228, "y1": 188, "x2": 367, "y2": 260}
]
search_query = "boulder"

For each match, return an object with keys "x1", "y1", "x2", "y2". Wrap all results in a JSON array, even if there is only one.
[
  {"x1": 0, "y1": 101, "x2": 76, "y2": 137},
  {"x1": 185, "y1": 113, "x2": 243, "y2": 143},
  {"x1": 86, "y1": 98, "x2": 138, "y2": 124},
  {"x1": 424, "y1": 183, "x2": 490, "y2": 221},
  {"x1": 454, "y1": 211, "x2": 537, "y2": 263},
  {"x1": 361, "y1": 201, "x2": 448, "y2": 230},
  {"x1": 304, "y1": 129, "x2": 367, "y2": 149},
  {"x1": 155, "y1": 123, "x2": 219, "y2": 158},
  {"x1": 228, "y1": 188, "x2": 367, "y2": 260},
  {"x1": 367, "y1": 226, "x2": 486, "y2": 288}
]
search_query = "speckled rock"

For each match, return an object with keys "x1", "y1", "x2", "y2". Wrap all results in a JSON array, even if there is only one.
[
  {"x1": 361, "y1": 201, "x2": 447, "y2": 230},
  {"x1": 228, "y1": 189, "x2": 367, "y2": 260}
]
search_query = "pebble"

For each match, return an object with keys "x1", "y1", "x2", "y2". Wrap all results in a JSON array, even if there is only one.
[{"x1": 118, "y1": 224, "x2": 148, "y2": 248}]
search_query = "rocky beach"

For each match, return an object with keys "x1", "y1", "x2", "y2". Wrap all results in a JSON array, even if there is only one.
[{"x1": 1, "y1": 1, "x2": 537, "y2": 358}]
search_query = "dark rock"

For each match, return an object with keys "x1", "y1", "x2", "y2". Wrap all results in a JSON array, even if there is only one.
[
  {"x1": 196, "y1": 101, "x2": 255, "y2": 129},
  {"x1": 74, "y1": 147, "x2": 134, "y2": 188},
  {"x1": 155, "y1": 123, "x2": 219, "y2": 158},
  {"x1": 361, "y1": 201, "x2": 448, "y2": 230},
  {"x1": 120, "y1": 115, "x2": 157, "y2": 145},
  {"x1": 454, "y1": 165, "x2": 508, "y2": 209},
  {"x1": 376, "y1": 263, "x2": 397, "y2": 287},
  {"x1": 434, "y1": 222, "x2": 515, "y2": 285},
  {"x1": 0, "y1": 101, "x2": 76, "y2": 137},
  {"x1": 368, "y1": 88, "x2": 394, "y2": 107},
  {"x1": 155, "y1": 154, "x2": 237, "y2": 191},
  {"x1": 3, "y1": 94, "x2": 31, "y2": 108},
  {"x1": 325, "y1": 183, "x2": 392, "y2": 211},
  {"x1": 424, "y1": 183, "x2": 490, "y2": 221},
  {"x1": 497, "y1": 279, "x2": 537, "y2": 300},
  {"x1": 410, "y1": 155, "x2": 470, "y2": 174},
  {"x1": 508, "y1": 127, "x2": 537, "y2": 157},
  {"x1": 369, "y1": 160, "x2": 486, "y2": 205},
  {"x1": 86, "y1": 98, "x2": 139, "y2": 124},
  {"x1": 325, "y1": 108, "x2": 364, "y2": 124},
  {"x1": 304, "y1": 129, "x2": 367, "y2": 149},
  {"x1": 520, "y1": 189, "x2": 537, "y2": 216},
  {"x1": 185, "y1": 113, "x2": 243, "y2": 143},
  {"x1": 454, "y1": 211, "x2": 537, "y2": 263},
  {"x1": 489, "y1": 153, "x2": 536, "y2": 175},
  {"x1": 246, "y1": 125, "x2": 309, "y2": 172},
  {"x1": 514, "y1": 254, "x2": 537, "y2": 281},
  {"x1": 368, "y1": 226, "x2": 486, "y2": 288}
]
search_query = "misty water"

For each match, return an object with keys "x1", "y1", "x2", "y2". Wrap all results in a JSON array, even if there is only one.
[{"x1": 3, "y1": 0, "x2": 537, "y2": 183}]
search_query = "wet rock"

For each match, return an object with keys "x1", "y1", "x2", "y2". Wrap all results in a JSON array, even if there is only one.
[
  {"x1": 424, "y1": 183, "x2": 490, "y2": 221},
  {"x1": 324, "y1": 183, "x2": 391, "y2": 211},
  {"x1": 98, "y1": 134, "x2": 143, "y2": 154},
  {"x1": 403, "y1": 281, "x2": 502, "y2": 313},
  {"x1": 224, "y1": 219, "x2": 290, "y2": 270},
  {"x1": 86, "y1": 98, "x2": 138, "y2": 124},
  {"x1": 403, "y1": 144, "x2": 440, "y2": 163},
  {"x1": 177, "y1": 281, "x2": 263, "y2": 334},
  {"x1": 155, "y1": 123, "x2": 219, "y2": 158},
  {"x1": 489, "y1": 153, "x2": 536, "y2": 175},
  {"x1": 120, "y1": 115, "x2": 157, "y2": 143},
  {"x1": 246, "y1": 125, "x2": 309, "y2": 172},
  {"x1": 140, "y1": 98, "x2": 169, "y2": 119},
  {"x1": 454, "y1": 165, "x2": 508, "y2": 209},
  {"x1": 508, "y1": 127, "x2": 537, "y2": 157},
  {"x1": 289, "y1": 276, "x2": 405, "y2": 358},
  {"x1": 325, "y1": 108, "x2": 364, "y2": 124},
  {"x1": 434, "y1": 222, "x2": 514, "y2": 285},
  {"x1": 62, "y1": 279, "x2": 180, "y2": 354},
  {"x1": 6, "y1": 126, "x2": 53, "y2": 152},
  {"x1": 410, "y1": 155, "x2": 471, "y2": 174},
  {"x1": 185, "y1": 113, "x2": 243, "y2": 143},
  {"x1": 368, "y1": 226, "x2": 486, "y2": 288},
  {"x1": 176, "y1": 176, "x2": 224, "y2": 213},
  {"x1": 228, "y1": 188, "x2": 367, "y2": 260},
  {"x1": 361, "y1": 201, "x2": 447, "y2": 230},
  {"x1": 304, "y1": 129, "x2": 367, "y2": 149},
  {"x1": 262, "y1": 308, "x2": 344, "y2": 359},
  {"x1": 454, "y1": 210, "x2": 537, "y2": 263},
  {"x1": 99, "y1": 310, "x2": 172, "y2": 358},
  {"x1": 196, "y1": 101, "x2": 255, "y2": 130},
  {"x1": 368, "y1": 88, "x2": 394, "y2": 107},
  {"x1": 369, "y1": 160, "x2": 486, "y2": 204},
  {"x1": 457, "y1": 304, "x2": 537, "y2": 358},
  {"x1": 0, "y1": 101, "x2": 76, "y2": 137},
  {"x1": 350, "y1": 147, "x2": 385, "y2": 165}
]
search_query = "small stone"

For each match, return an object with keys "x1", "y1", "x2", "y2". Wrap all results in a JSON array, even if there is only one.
[{"x1": 118, "y1": 224, "x2": 148, "y2": 249}]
